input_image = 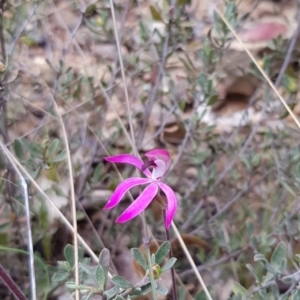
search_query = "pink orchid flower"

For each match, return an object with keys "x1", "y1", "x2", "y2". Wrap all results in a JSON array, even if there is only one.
[{"x1": 104, "y1": 149, "x2": 177, "y2": 229}]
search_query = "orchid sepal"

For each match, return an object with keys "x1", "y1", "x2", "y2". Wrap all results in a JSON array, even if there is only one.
[
  {"x1": 104, "y1": 177, "x2": 152, "y2": 209},
  {"x1": 104, "y1": 154, "x2": 151, "y2": 177},
  {"x1": 116, "y1": 183, "x2": 158, "y2": 223},
  {"x1": 158, "y1": 182, "x2": 178, "y2": 229}
]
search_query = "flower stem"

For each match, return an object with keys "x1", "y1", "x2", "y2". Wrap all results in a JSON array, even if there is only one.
[
  {"x1": 141, "y1": 212, "x2": 157, "y2": 300},
  {"x1": 163, "y1": 208, "x2": 178, "y2": 300},
  {"x1": 0, "y1": 264, "x2": 27, "y2": 300}
]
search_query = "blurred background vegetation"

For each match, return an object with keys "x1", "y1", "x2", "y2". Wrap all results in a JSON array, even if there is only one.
[{"x1": 2, "y1": 0, "x2": 300, "y2": 299}]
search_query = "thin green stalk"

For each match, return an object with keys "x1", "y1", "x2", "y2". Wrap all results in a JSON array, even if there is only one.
[{"x1": 141, "y1": 212, "x2": 157, "y2": 300}]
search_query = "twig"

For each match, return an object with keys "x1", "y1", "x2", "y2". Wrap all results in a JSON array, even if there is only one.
[
  {"x1": 0, "y1": 144, "x2": 36, "y2": 300},
  {"x1": 171, "y1": 222, "x2": 213, "y2": 300},
  {"x1": 0, "y1": 0, "x2": 6, "y2": 63},
  {"x1": 51, "y1": 98, "x2": 80, "y2": 300},
  {"x1": 169, "y1": 94, "x2": 201, "y2": 174},
  {"x1": 179, "y1": 248, "x2": 245, "y2": 278},
  {"x1": 75, "y1": 140, "x2": 98, "y2": 200},
  {"x1": 109, "y1": 0, "x2": 136, "y2": 156}
]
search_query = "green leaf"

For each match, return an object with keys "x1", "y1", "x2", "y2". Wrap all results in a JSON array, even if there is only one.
[
  {"x1": 64, "y1": 244, "x2": 75, "y2": 267},
  {"x1": 104, "y1": 286, "x2": 120, "y2": 298},
  {"x1": 92, "y1": 164, "x2": 104, "y2": 182},
  {"x1": 111, "y1": 275, "x2": 132, "y2": 289},
  {"x1": 82, "y1": 292, "x2": 95, "y2": 300},
  {"x1": 258, "y1": 290, "x2": 269, "y2": 299},
  {"x1": 21, "y1": 138, "x2": 42, "y2": 157},
  {"x1": 52, "y1": 271, "x2": 69, "y2": 282},
  {"x1": 195, "y1": 287, "x2": 215, "y2": 300},
  {"x1": 232, "y1": 282, "x2": 248, "y2": 297},
  {"x1": 198, "y1": 73, "x2": 207, "y2": 91},
  {"x1": 99, "y1": 248, "x2": 110, "y2": 270},
  {"x1": 178, "y1": 286, "x2": 186, "y2": 300},
  {"x1": 155, "y1": 241, "x2": 171, "y2": 264},
  {"x1": 270, "y1": 241, "x2": 286, "y2": 273},
  {"x1": 292, "y1": 290, "x2": 300, "y2": 300},
  {"x1": 96, "y1": 265, "x2": 106, "y2": 290},
  {"x1": 131, "y1": 283, "x2": 154, "y2": 296},
  {"x1": 52, "y1": 151, "x2": 67, "y2": 162},
  {"x1": 79, "y1": 263, "x2": 93, "y2": 277},
  {"x1": 13, "y1": 139, "x2": 24, "y2": 160},
  {"x1": 156, "y1": 284, "x2": 168, "y2": 296},
  {"x1": 57, "y1": 261, "x2": 72, "y2": 272},
  {"x1": 132, "y1": 248, "x2": 147, "y2": 271},
  {"x1": 85, "y1": 4, "x2": 96, "y2": 16},
  {"x1": 151, "y1": 253, "x2": 156, "y2": 264},
  {"x1": 246, "y1": 264, "x2": 258, "y2": 281},
  {"x1": 176, "y1": 0, "x2": 191, "y2": 6},
  {"x1": 279, "y1": 258, "x2": 287, "y2": 273},
  {"x1": 149, "y1": 5, "x2": 164, "y2": 22},
  {"x1": 63, "y1": 245, "x2": 84, "y2": 268},
  {"x1": 207, "y1": 94, "x2": 219, "y2": 106},
  {"x1": 66, "y1": 282, "x2": 91, "y2": 292},
  {"x1": 254, "y1": 253, "x2": 267, "y2": 263},
  {"x1": 47, "y1": 139, "x2": 59, "y2": 157},
  {"x1": 161, "y1": 257, "x2": 177, "y2": 272},
  {"x1": 279, "y1": 179, "x2": 296, "y2": 197},
  {"x1": 114, "y1": 296, "x2": 126, "y2": 300}
]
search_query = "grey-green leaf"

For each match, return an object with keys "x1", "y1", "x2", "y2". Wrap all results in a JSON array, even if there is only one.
[
  {"x1": 246, "y1": 264, "x2": 258, "y2": 281},
  {"x1": 258, "y1": 290, "x2": 269, "y2": 299},
  {"x1": 149, "y1": 5, "x2": 164, "y2": 22},
  {"x1": 96, "y1": 265, "x2": 106, "y2": 290},
  {"x1": 83, "y1": 292, "x2": 95, "y2": 300},
  {"x1": 99, "y1": 248, "x2": 111, "y2": 270},
  {"x1": 157, "y1": 284, "x2": 168, "y2": 296},
  {"x1": 79, "y1": 263, "x2": 93, "y2": 277},
  {"x1": 52, "y1": 271, "x2": 69, "y2": 282},
  {"x1": 131, "y1": 283, "x2": 153, "y2": 296},
  {"x1": 114, "y1": 296, "x2": 126, "y2": 300},
  {"x1": 52, "y1": 151, "x2": 67, "y2": 162},
  {"x1": 111, "y1": 275, "x2": 132, "y2": 289},
  {"x1": 57, "y1": 261, "x2": 72, "y2": 272},
  {"x1": 155, "y1": 241, "x2": 171, "y2": 265},
  {"x1": 270, "y1": 241, "x2": 286, "y2": 273},
  {"x1": 13, "y1": 139, "x2": 24, "y2": 160},
  {"x1": 104, "y1": 286, "x2": 120, "y2": 298},
  {"x1": 132, "y1": 248, "x2": 147, "y2": 271},
  {"x1": 47, "y1": 139, "x2": 59, "y2": 156},
  {"x1": 292, "y1": 290, "x2": 300, "y2": 300},
  {"x1": 253, "y1": 253, "x2": 267, "y2": 263},
  {"x1": 64, "y1": 244, "x2": 75, "y2": 267},
  {"x1": 161, "y1": 257, "x2": 177, "y2": 272},
  {"x1": 232, "y1": 282, "x2": 248, "y2": 297}
]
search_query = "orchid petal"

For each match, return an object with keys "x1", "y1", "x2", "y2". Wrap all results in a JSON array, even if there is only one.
[
  {"x1": 145, "y1": 149, "x2": 171, "y2": 173},
  {"x1": 158, "y1": 182, "x2": 177, "y2": 229},
  {"x1": 104, "y1": 177, "x2": 152, "y2": 210},
  {"x1": 116, "y1": 183, "x2": 158, "y2": 224},
  {"x1": 104, "y1": 154, "x2": 151, "y2": 177}
]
